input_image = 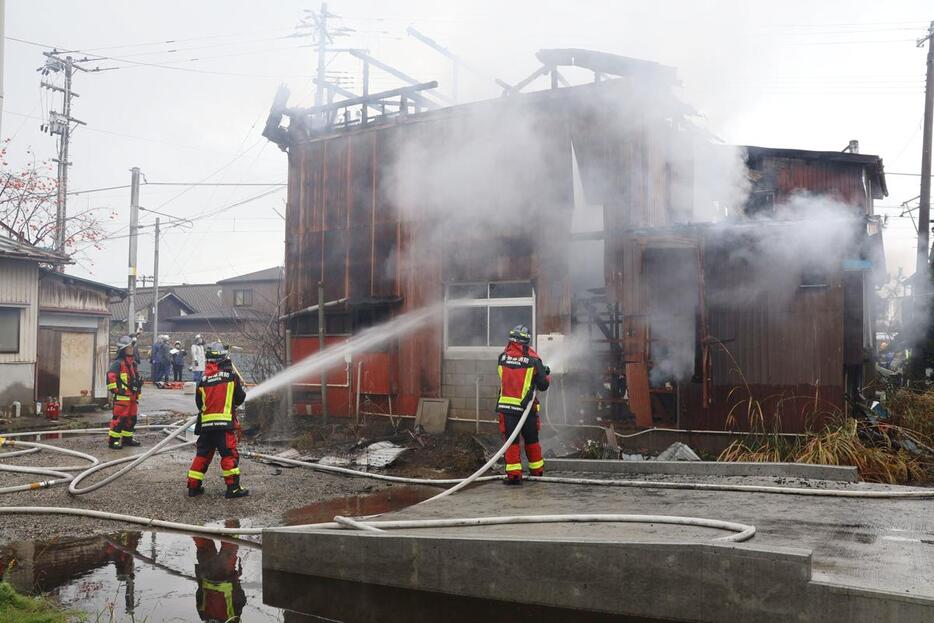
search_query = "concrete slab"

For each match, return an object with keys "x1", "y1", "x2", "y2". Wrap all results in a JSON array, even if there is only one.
[
  {"x1": 414, "y1": 398, "x2": 449, "y2": 434},
  {"x1": 263, "y1": 475, "x2": 934, "y2": 622},
  {"x1": 548, "y1": 458, "x2": 860, "y2": 482}
]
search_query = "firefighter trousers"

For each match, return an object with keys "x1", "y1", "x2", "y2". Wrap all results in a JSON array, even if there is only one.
[
  {"x1": 188, "y1": 430, "x2": 241, "y2": 488},
  {"x1": 499, "y1": 411, "x2": 544, "y2": 479},
  {"x1": 108, "y1": 400, "x2": 138, "y2": 447}
]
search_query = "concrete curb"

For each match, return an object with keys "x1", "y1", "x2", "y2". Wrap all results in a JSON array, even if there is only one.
[
  {"x1": 547, "y1": 458, "x2": 860, "y2": 482},
  {"x1": 263, "y1": 530, "x2": 933, "y2": 622}
]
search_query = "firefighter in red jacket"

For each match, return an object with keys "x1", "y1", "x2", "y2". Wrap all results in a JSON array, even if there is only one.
[
  {"x1": 187, "y1": 342, "x2": 249, "y2": 499},
  {"x1": 497, "y1": 325, "x2": 551, "y2": 485},
  {"x1": 107, "y1": 335, "x2": 143, "y2": 449},
  {"x1": 192, "y1": 535, "x2": 246, "y2": 622}
]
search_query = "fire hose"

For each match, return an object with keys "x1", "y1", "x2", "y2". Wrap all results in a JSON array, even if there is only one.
[
  {"x1": 0, "y1": 392, "x2": 760, "y2": 544},
  {"x1": 3, "y1": 392, "x2": 934, "y2": 543}
]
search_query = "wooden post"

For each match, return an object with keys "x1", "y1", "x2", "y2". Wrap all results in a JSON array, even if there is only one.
[{"x1": 318, "y1": 282, "x2": 328, "y2": 422}]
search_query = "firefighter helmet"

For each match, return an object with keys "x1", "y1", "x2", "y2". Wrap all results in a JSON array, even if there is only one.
[
  {"x1": 116, "y1": 335, "x2": 133, "y2": 354},
  {"x1": 204, "y1": 341, "x2": 229, "y2": 361},
  {"x1": 508, "y1": 325, "x2": 531, "y2": 344}
]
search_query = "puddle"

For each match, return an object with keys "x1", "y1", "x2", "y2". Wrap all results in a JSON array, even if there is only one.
[
  {"x1": 2, "y1": 529, "x2": 274, "y2": 622},
  {"x1": 283, "y1": 484, "x2": 438, "y2": 525},
  {"x1": 0, "y1": 484, "x2": 670, "y2": 622},
  {"x1": 0, "y1": 485, "x2": 436, "y2": 622}
]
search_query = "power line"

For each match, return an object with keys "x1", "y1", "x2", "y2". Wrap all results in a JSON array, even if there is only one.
[
  {"x1": 57, "y1": 28, "x2": 295, "y2": 54},
  {"x1": 2, "y1": 109, "x2": 283, "y2": 157},
  {"x1": 56, "y1": 181, "x2": 285, "y2": 196},
  {"x1": 6, "y1": 35, "x2": 315, "y2": 79}
]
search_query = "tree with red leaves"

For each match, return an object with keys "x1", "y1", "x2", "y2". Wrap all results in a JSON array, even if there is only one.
[{"x1": 0, "y1": 143, "x2": 112, "y2": 255}]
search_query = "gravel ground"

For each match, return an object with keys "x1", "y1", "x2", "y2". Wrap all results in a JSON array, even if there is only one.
[{"x1": 0, "y1": 429, "x2": 388, "y2": 545}]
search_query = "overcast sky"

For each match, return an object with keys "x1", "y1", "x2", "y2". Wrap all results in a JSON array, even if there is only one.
[{"x1": 2, "y1": 0, "x2": 932, "y2": 287}]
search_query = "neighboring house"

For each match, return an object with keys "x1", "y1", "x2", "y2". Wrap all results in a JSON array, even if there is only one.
[
  {"x1": 109, "y1": 267, "x2": 283, "y2": 335},
  {"x1": 108, "y1": 267, "x2": 284, "y2": 382},
  {"x1": 0, "y1": 237, "x2": 125, "y2": 416},
  {"x1": 37, "y1": 269, "x2": 126, "y2": 410}
]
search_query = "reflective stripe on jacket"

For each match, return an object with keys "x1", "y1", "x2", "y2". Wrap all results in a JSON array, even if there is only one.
[
  {"x1": 200, "y1": 579, "x2": 236, "y2": 620},
  {"x1": 496, "y1": 342, "x2": 550, "y2": 416},
  {"x1": 107, "y1": 357, "x2": 141, "y2": 401},
  {"x1": 195, "y1": 361, "x2": 246, "y2": 431}
]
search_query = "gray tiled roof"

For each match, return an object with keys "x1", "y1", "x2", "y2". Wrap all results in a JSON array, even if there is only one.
[
  {"x1": 109, "y1": 267, "x2": 282, "y2": 322},
  {"x1": 217, "y1": 266, "x2": 283, "y2": 283},
  {"x1": 109, "y1": 290, "x2": 195, "y2": 322},
  {"x1": 169, "y1": 284, "x2": 226, "y2": 314}
]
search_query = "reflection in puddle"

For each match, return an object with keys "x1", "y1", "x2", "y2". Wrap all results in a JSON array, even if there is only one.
[
  {"x1": 0, "y1": 484, "x2": 658, "y2": 622},
  {"x1": 1, "y1": 529, "x2": 274, "y2": 622},
  {"x1": 0, "y1": 485, "x2": 436, "y2": 622}
]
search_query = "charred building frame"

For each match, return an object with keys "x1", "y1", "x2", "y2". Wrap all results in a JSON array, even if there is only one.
[{"x1": 263, "y1": 50, "x2": 887, "y2": 433}]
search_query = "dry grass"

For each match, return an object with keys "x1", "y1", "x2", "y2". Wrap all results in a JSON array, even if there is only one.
[
  {"x1": 711, "y1": 338, "x2": 933, "y2": 484},
  {"x1": 719, "y1": 400, "x2": 933, "y2": 485},
  {"x1": 884, "y1": 388, "x2": 934, "y2": 440}
]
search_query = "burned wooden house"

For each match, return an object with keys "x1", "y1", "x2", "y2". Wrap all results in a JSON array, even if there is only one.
[{"x1": 263, "y1": 49, "x2": 886, "y2": 433}]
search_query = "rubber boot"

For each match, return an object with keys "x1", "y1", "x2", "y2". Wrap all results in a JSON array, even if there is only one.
[
  {"x1": 529, "y1": 469, "x2": 544, "y2": 477},
  {"x1": 188, "y1": 486, "x2": 204, "y2": 497},
  {"x1": 123, "y1": 437, "x2": 141, "y2": 447},
  {"x1": 503, "y1": 475, "x2": 523, "y2": 486},
  {"x1": 225, "y1": 484, "x2": 249, "y2": 499},
  {"x1": 108, "y1": 439, "x2": 122, "y2": 450}
]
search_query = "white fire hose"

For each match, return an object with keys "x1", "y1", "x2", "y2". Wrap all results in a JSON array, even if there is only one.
[{"x1": 3, "y1": 389, "x2": 934, "y2": 542}]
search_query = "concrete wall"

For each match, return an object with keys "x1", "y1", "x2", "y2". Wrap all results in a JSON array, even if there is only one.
[
  {"x1": 441, "y1": 357, "x2": 500, "y2": 421},
  {"x1": 264, "y1": 531, "x2": 934, "y2": 623}
]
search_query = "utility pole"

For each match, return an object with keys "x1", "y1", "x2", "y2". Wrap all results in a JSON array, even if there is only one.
[
  {"x1": 39, "y1": 51, "x2": 96, "y2": 261},
  {"x1": 297, "y1": 3, "x2": 356, "y2": 126},
  {"x1": 0, "y1": 0, "x2": 6, "y2": 139},
  {"x1": 315, "y1": 2, "x2": 328, "y2": 109},
  {"x1": 318, "y1": 281, "x2": 328, "y2": 422},
  {"x1": 127, "y1": 168, "x2": 141, "y2": 334},
  {"x1": 152, "y1": 218, "x2": 160, "y2": 348},
  {"x1": 916, "y1": 21, "x2": 934, "y2": 372}
]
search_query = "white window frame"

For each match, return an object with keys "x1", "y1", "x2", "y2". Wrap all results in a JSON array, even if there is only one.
[{"x1": 443, "y1": 281, "x2": 535, "y2": 358}]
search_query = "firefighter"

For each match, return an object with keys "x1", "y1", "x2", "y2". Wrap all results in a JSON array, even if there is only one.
[
  {"x1": 107, "y1": 335, "x2": 143, "y2": 449},
  {"x1": 192, "y1": 534, "x2": 246, "y2": 622},
  {"x1": 187, "y1": 342, "x2": 248, "y2": 499},
  {"x1": 497, "y1": 325, "x2": 551, "y2": 485}
]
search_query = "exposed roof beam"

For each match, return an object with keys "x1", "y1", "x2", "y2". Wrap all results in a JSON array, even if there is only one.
[
  {"x1": 348, "y1": 50, "x2": 448, "y2": 107},
  {"x1": 287, "y1": 81, "x2": 439, "y2": 118}
]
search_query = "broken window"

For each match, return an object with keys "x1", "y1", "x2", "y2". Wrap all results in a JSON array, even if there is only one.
[
  {"x1": 0, "y1": 307, "x2": 21, "y2": 353},
  {"x1": 445, "y1": 282, "x2": 534, "y2": 352}
]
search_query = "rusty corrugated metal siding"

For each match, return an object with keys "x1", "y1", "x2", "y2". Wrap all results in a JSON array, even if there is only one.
[
  {"x1": 700, "y1": 224, "x2": 847, "y2": 432},
  {"x1": 751, "y1": 156, "x2": 872, "y2": 213},
  {"x1": 284, "y1": 82, "x2": 669, "y2": 415},
  {"x1": 609, "y1": 225, "x2": 850, "y2": 433}
]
